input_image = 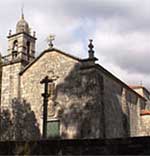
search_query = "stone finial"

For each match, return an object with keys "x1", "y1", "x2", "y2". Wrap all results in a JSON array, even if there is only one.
[
  {"x1": 47, "y1": 34, "x2": 55, "y2": 48},
  {"x1": 9, "y1": 30, "x2": 12, "y2": 36},
  {"x1": 33, "y1": 31, "x2": 36, "y2": 37},
  {"x1": 88, "y1": 39, "x2": 94, "y2": 59},
  {"x1": 21, "y1": 4, "x2": 24, "y2": 19}
]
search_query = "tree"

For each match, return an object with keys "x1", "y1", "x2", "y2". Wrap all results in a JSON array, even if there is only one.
[{"x1": 0, "y1": 98, "x2": 41, "y2": 141}]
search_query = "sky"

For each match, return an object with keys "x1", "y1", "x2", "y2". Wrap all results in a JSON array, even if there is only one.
[{"x1": 0, "y1": 0, "x2": 150, "y2": 88}]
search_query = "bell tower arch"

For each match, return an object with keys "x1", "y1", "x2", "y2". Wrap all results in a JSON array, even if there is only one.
[{"x1": 6, "y1": 13, "x2": 36, "y2": 66}]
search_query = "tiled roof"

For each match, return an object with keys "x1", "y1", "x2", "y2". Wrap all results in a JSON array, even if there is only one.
[
  {"x1": 140, "y1": 109, "x2": 150, "y2": 115},
  {"x1": 129, "y1": 85, "x2": 150, "y2": 95},
  {"x1": 129, "y1": 85, "x2": 143, "y2": 89}
]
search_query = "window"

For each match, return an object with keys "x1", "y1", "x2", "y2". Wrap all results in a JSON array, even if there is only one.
[
  {"x1": 12, "y1": 40, "x2": 18, "y2": 59},
  {"x1": 47, "y1": 119, "x2": 60, "y2": 138},
  {"x1": 13, "y1": 40, "x2": 18, "y2": 51},
  {"x1": 12, "y1": 51, "x2": 18, "y2": 59},
  {"x1": 26, "y1": 41, "x2": 30, "y2": 61}
]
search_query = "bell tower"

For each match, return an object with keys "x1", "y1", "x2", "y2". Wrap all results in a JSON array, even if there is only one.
[
  {"x1": 7, "y1": 13, "x2": 36, "y2": 66},
  {"x1": 1, "y1": 13, "x2": 36, "y2": 108}
]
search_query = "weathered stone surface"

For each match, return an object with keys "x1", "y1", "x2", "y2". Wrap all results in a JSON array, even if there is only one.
[
  {"x1": 2, "y1": 14, "x2": 150, "y2": 141},
  {"x1": 1, "y1": 63, "x2": 22, "y2": 108},
  {"x1": 20, "y1": 51, "x2": 104, "y2": 139},
  {"x1": 139, "y1": 115, "x2": 150, "y2": 136},
  {"x1": 96, "y1": 65, "x2": 145, "y2": 138},
  {"x1": 1, "y1": 48, "x2": 147, "y2": 140}
]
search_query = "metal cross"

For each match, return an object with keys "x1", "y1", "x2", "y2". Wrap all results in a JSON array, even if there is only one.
[{"x1": 47, "y1": 34, "x2": 55, "y2": 48}]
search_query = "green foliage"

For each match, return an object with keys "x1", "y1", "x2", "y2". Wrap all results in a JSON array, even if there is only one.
[
  {"x1": 0, "y1": 109, "x2": 13, "y2": 140},
  {"x1": 0, "y1": 98, "x2": 41, "y2": 141}
]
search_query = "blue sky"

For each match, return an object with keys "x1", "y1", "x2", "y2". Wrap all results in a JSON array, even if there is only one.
[{"x1": 1, "y1": 0, "x2": 150, "y2": 88}]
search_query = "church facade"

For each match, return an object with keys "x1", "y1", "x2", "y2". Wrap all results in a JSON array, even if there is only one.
[{"x1": 1, "y1": 14, "x2": 150, "y2": 140}]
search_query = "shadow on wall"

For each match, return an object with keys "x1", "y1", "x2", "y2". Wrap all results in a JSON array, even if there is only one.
[
  {"x1": 0, "y1": 63, "x2": 131, "y2": 140},
  {"x1": 49, "y1": 63, "x2": 102, "y2": 139},
  {"x1": 49, "y1": 62, "x2": 102, "y2": 138},
  {"x1": 50, "y1": 62, "x2": 130, "y2": 139},
  {"x1": 0, "y1": 98, "x2": 41, "y2": 141}
]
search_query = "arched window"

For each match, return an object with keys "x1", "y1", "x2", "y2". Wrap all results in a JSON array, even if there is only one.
[
  {"x1": 12, "y1": 40, "x2": 18, "y2": 59},
  {"x1": 26, "y1": 41, "x2": 30, "y2": 61},
  {"x1": 13, "y1": 40, "x2": 18, "y2": 51}
]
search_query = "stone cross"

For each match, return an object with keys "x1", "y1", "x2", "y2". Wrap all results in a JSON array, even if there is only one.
[{"x1": 40, "y1": 76, "x2": 53, "y2": 139}]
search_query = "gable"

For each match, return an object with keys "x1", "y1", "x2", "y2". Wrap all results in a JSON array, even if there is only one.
[
  {"x1": 20, "y1": 48, "x2": 81, "y2": 75},
  {"x1": 20, "y1": 48, "x2": 81, "y2": 120}
]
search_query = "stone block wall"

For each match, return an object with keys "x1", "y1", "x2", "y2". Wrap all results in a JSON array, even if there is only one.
[
  {"x1": 1, "y1": 63, "x2": 22, "y2": 108},
  {"x1": 100, "y1": 71, "x2": 128, "y2": 138},
  {"x1": 96, "y1": 65, "x2": 145, "y2": 138},
  {"x1": 128, "y1": 95, "x2": 143, "y2": 136},
  {"x1": 20, "y1": 51, "x2": 104, "y2": 139},
  {"x1": 1, "y1": 49, "x2": 146, "y2": 140},
  {"x1": 139, "y1": 114, "x2": 150, "y2": 136}
]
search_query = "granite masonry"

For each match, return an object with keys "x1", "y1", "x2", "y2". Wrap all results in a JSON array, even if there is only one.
[{"x1": 1, "y1": 14, "x2": 150, "y2": 140}]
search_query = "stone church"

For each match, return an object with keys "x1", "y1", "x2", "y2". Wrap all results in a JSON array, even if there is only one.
[{"x1": 1, "y1": 14, "x2": 150, "y2": 140}]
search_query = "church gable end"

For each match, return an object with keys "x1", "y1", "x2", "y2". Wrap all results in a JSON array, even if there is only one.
[
  {"x1": 20, "y1": 49, "x2": 81, "y2": 131},
  {"x1": 19, "y1": 48, "x2": 81, "y2": 75},
  {"x1": 20, "y1": 49, "x2": 104, "y2": 139}
]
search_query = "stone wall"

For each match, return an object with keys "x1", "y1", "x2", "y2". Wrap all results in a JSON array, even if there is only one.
[
  {"x1": 139, "y1": 114, "x2": 150, "y2": 136},
  {"x1": 1, "y1": 137, "x2": 150, "y2": 155},
  {"x1": 1, "y1": 63, "x2": 22, "y2": 108},
  {"x1": 96, "y1": 65, "x2": 145, "y2": 138},
  {"x1": 20, "y1": 50, "x2": 104, "y2": 139},
  {"x1": 20, "y1": 50, "x2": 146, "y2": 139},
  {"x1": 1, "y1": 49, "x2": 146, "y2": 140},
  {"x1": 100, "y1": 70, "x2": 128, "y2": 138}
]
